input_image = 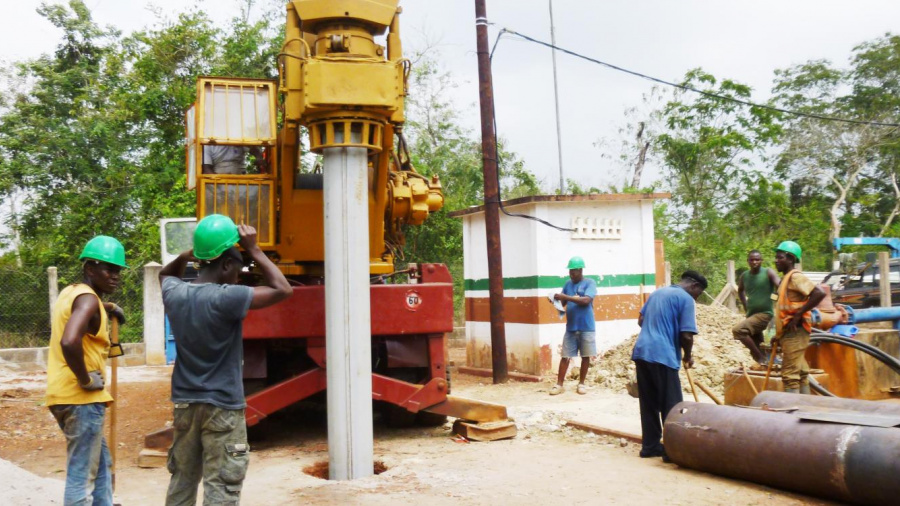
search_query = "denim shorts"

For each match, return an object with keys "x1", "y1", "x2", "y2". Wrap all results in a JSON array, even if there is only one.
[{"x1": 562, "y1": 331, "x2": 597, "y2": 358}]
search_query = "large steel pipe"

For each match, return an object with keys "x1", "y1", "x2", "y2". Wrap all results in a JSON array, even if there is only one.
[
  {"x1": 664, "y1": 402, "x2": 900, "y2": 505},
  {"x1": 324, "y1": 146, "x2": 374, "y2": 480},
  {"x1": 751, "y1": 391, "x2": 900, "y2": 416}
]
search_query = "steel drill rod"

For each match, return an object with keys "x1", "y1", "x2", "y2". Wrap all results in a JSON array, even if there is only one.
[
  {"x1": 323, "y1": 146, "x2": 374, "y2": 480},
  {"x1": 665, "y1": 402, "x2": 900, "y2": 505}
]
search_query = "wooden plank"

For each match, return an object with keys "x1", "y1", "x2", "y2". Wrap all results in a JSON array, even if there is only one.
[
  {"x1": 726, "y1": 260, "x2": 737, "y2": 312},
  {"x1": 457, "y1": 366, "x2": 541, "y2": 383},
  {"x1": 565, "y1": 420, "x2": 642, "y2": 444},
  {"x1": 452, "y1": 420, "x2": 517, "y2": 442},
  {"x1": 655, "y1": 240, "x2": 666, "y2": 289}
]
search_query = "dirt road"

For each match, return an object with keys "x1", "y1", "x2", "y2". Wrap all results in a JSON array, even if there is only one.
[{"x1": 0, "y1": 365, "x2": 830, "y2": 505}]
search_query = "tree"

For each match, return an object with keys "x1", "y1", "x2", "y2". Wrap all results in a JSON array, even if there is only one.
[
  {"x1": 772, "y1": 63, "x2": 894, "y2": 243},
  {"x1": 650, "y1": 69, "x2": 781, "y2": 287},
  {"x1": 402, "y1": 54, "x2": 541, "y2": 317}
]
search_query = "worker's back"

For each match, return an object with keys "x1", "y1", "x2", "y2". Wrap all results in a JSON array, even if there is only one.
[{"x1": 162, "y1": 278, "x2": 253, "y2": 409}]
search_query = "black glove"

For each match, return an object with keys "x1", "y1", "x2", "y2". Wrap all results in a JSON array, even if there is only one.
[
  {"x1": 80, "y1": 370, "x2": 105, "y2": 391},
  {"x1": 106, "y1": 303, "x2": 126, "y2": 325}
]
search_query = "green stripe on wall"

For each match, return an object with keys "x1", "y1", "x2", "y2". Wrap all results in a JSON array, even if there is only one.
[{"x1": 464, "y1": 274, "x2": 656, "y2": 291}]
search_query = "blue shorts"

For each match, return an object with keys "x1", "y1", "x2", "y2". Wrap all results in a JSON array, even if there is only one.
[{"x1": 562, "y1": 331, "x2": 597, "y2": 358}]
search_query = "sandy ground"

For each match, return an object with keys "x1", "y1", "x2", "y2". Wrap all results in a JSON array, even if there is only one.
[{"x1": 0, "y1": 362, "x2": 832, "y2": 505}]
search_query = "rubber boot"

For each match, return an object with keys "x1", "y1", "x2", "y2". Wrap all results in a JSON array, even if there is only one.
[
  {"x1": 784, "y1": 388, "x2": 799, "y2": 394},
  {"x1": 799, "y1": 384, "x2": 810, "y2": 395}
]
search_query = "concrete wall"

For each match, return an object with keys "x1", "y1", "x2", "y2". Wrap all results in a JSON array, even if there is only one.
[
  {"x1": 461, "y1": 195, "x2": 663, "y2": 375},
  {"x1": 0, "y1": 343, "x2": 147, "y2": 372}
]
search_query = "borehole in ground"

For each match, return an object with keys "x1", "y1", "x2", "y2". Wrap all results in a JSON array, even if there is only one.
[{"x1": 302, "y1": 460, "x2": 388, "y2": 479}]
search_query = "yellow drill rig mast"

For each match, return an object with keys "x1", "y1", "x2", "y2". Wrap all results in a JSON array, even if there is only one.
[
  {"x1": 171, "y1": 0, "x2": 513, "y2": 480},
  {"x1": 186, "y1": 0, "x2": 443, "y2": 277}
]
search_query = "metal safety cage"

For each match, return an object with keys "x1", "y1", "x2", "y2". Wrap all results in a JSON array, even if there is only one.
[
  {"x1": 186, "y1": 77, "x2": 279, "y2": 249},
  {"x1": 199, "y1": 179, "x2": 276, "y2": 247},
  {"x1": 197, "y1": 77, "x2": 278, "y2": 144}
]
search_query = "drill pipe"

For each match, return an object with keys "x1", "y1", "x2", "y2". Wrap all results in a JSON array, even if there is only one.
[
  {"x1": 751, "y1": 391, "x2": 900, "y2": 416},
  {"x1": 663, "y1": 402, "x2": 900, "y2": 505}
]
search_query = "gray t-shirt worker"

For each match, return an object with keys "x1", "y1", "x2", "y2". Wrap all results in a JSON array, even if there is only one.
[{"x1": 161, "y1": 214, "x2": 292, "y2": 506}]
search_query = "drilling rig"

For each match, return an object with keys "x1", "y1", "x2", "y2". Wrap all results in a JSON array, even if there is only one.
[{"x1": 144, "y1": 0, "x2": 513, "y2": 475}]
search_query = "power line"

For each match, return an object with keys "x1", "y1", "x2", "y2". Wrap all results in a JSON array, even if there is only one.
[
  {"x1": 487, "y1": 28, "x2": 573, "y2": 232},
  {"x1": 493, "y1": 27, "x2": 900, "y2": 129}
]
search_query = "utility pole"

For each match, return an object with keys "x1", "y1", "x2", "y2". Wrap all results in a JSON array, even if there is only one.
[
  {"x1": 549, "y1": 0, "x2": 565, "y2": 194},
  {"x1": 474, "y1": 0, "x2": 508, "y2": 384}
]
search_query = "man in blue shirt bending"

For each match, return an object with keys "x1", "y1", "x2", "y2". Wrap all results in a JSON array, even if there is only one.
[
  {"x1": 550, "y1": 256, "x2": 598, "y2": 396},
  {"x1": 631, "y1": 270, "x2": 707, "y2": 461}
]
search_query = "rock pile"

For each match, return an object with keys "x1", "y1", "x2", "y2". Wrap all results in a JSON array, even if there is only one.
[{"x1": 588, "y1": 303, "x2": 749, "y2": 397}]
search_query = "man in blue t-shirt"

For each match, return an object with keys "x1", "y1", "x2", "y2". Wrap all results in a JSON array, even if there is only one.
[
  {"x1": 549, "y1": 256, "x2": 598, "y2": 396},
  {"x1": 631, "y1": 270, "x2": 706, "y2": 462}
]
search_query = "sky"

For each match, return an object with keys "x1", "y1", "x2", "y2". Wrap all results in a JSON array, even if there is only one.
[{"x1": 2, "y1": 0, "x2": 900, "y2": 192}]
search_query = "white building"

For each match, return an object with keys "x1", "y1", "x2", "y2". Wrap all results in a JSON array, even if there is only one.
[{"x1": 451, "y1": 194, "x2": 668, "y2": 376}]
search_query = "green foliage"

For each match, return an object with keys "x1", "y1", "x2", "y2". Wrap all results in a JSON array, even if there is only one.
[
  {"x1": 648, "y1": 69, "x2": 782, "y2": 290},
  {"x1": 0, "y1": 1, "x2": 286, "y2": 343},
  {"x1": 649, "y1": 35, "x2": 900, "y2": 293},
  {"x1": 402, "y1": 55, "x2": 541, "y2": 320}
]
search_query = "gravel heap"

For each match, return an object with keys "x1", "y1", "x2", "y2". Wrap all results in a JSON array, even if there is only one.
[{"x1": 588, "y1": 303, "x2": 749, "y2": 397}]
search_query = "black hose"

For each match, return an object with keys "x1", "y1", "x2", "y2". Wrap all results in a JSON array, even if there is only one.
[
  {"x1": 809, "y1": 376, "x2": 835, "y2": 397},
  {"x1": 805, "y1": 330, "x2": 900, "y2": 397}
]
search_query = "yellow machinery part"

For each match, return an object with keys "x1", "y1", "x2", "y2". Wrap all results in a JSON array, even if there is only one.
[{"x1": 185, "y1": 0, "x2": 442, "y2": 276}]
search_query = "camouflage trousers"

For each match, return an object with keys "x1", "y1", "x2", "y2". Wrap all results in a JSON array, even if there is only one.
[{"x1": 165, "y1": 404, "x2": 249, "y2": 506}]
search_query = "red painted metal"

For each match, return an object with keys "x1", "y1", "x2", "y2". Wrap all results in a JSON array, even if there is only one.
[
  {"x1": 245, "y1": 367, "x2": 327, "y2": 426},
  {"x1": 243, "y1": 282, "x2": 453, "y2": 339},
  {"x1": 418, "y1": 263, "x2": 453, "y2": 283},
  {"x1": 306, "y1": 338, "x2": 326, "y2": 367},
  {"x1": 239, "y1": 264, "x2": 456, "y2": 424},
  {"x1": 371, "y1": 374, "x2": 448, "y2": 413},
  {"x1": 428, "y1": 334, "x2": 445, "y2": 381}
]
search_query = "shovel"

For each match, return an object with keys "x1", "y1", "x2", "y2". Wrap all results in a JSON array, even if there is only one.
[
  {"x1": 762, "y1": 343, "x2": 778, "y2": 392},
  {"x1": 684, "y1": 366, "x2": 700, "y2": 403},
  {"x1": 108, "y1": 310, "x2": 121, "y2": 491}
]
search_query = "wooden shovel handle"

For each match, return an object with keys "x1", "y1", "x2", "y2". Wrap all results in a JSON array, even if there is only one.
[
  {"x1": 742, "y1": 366, "x2": 759, "y2": 396},
  {"x1": 762, "y1": 344, "x2": 778, "y2": 391},
  {"x1": 684, "y1": 366, "x2": 700, "y2": 403},
  {"x1": 109, "y1": 316, "x2": 119, "y2": 490},
  {"x1": 694, "y1": 378, "x2": 723, "y2": 405}
]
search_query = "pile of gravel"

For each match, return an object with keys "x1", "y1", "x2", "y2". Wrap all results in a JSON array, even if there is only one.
[{"x1": 588, "y1": 303, "x2": 749, "y2": 397}]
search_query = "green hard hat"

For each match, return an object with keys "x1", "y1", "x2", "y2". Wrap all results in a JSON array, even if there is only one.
[
  {"x1": 79, "y1": 235, "x2": 128, "y2": 268},
  {"x1": 567, "y1": 256, "x2": 585, "y2": 269},
  {"x1": 775, "y1": 240, "x2": 802, "y2": 261},
  {"x1": 193, "y1": 214, "x2": 240, "y2": 260}
]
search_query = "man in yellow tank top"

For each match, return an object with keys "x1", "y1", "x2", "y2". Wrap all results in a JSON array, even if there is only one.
[{"x1": 46, "y1": 236, "x2": 127, "y2": 506}]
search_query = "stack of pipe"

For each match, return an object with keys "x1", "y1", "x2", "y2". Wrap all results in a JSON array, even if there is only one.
[{"x1": 663, "y1": 392, "x2": 900, "y2": 505}]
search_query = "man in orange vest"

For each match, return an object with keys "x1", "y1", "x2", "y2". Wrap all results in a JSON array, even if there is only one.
[{"x1": 773, "y1": 241, "x2": 825, "y2": 394}]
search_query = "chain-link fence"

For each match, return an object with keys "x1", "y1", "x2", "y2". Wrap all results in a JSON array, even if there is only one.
[{"x1": 0, "y1": 264, "x2": 144, "y2": 349}]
